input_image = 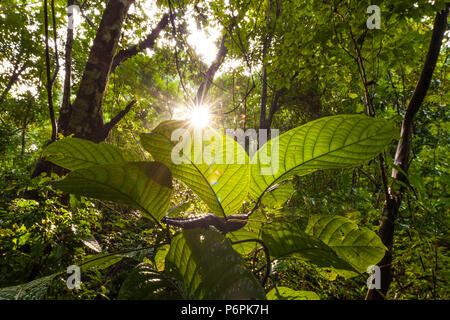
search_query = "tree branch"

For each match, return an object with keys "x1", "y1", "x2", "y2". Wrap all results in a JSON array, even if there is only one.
[
  {"x1": 0, "y1": 62, "x2": 28, "y2": 107},
  {"x1": 168, "y1": 0, "x2": 190, "y2": 101},
  {"x1": 231, "y1": 239, "x2": 271, "y2": 287},
  {"x1": 194, "y1": 31, "x2": 231, "y2": 106},
  {"x1": 102, "y1": 98, "x2": 137, "y2": 138},
  {"x1": 50, "y1": 0, "x2": 59, "y2": 86},
  {"x1": 44, "y1": 0, "x2": 58, "y2": 142},
  {"x1": 65, "y1": 0, "x2": 134, "y2": 141},
  {"x1": 222, "y1": 80, "x2": 255, "y2": 115},
  {"x1": 110, "y1": 13, "x2": 169, "y2": 74},
  {"x1": 74, "y1": 0, "x2": 95, "y2": 28}
]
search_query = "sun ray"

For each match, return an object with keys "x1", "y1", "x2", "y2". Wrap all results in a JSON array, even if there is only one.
[{"x1": 188, "y1": 106, "x2": 211, "y2": 128}]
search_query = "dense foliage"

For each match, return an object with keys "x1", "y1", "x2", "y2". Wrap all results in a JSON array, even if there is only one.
[{"x1": 0, "y1": 0, "x2": 448, "y2": 300}]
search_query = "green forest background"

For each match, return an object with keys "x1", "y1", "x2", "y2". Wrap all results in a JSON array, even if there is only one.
[{"x1": 0, "y1": 0, "x2": 448, "y2": 300}]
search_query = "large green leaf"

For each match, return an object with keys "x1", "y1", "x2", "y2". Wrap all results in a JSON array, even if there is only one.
[
  {"x1": 80, "y1": 253, "x2": 123, "y2": 271},
  {"x1": 43, "y1": 137, "x2": 138, "y2": 170},
  {"x1": 227, "y1": 229, "x2": 260, "y2": 255},
  {"x1": 305, "y1": 215, "x2": 386, "y2": 274},
  {"x1": 80, "y1": 235, "x2": 102, "y2": 253},
  {"x1": 118, "y1": 263, "x2": 181, "y2": 300},
  {"x1": 260, "y1": 182, "x2": 295, "y2": 207},
  {"x1": 53, "y1": 161, "x2": 172, "y2": 222},
  {"x1": 167, "y1": 202, "x2": 192, "y2": 217},
  {"x1": 250, "y1": 115, "x2": 397, "y2": 200},
  {"x1": 266, "y1": 287, "x2": 320, "y2": 300},
  {"x1": 165, "y1": 228, "x2": 266, "y2": 300},
  {"x1": 155, "y1": 244, "x2": 170, "y2": 271},
  {"x1": 0, "y1": 274, "x2": 58, "y2": 300},
  {"x1": 140, "y1": 120, "x2": 249, "y2": 217},
  {"x1": 261, "y1": 221, "x2": 356, "y2": 273},
  {"x1": 262, "y1": 216, "x2": 386, "y2": 278}
]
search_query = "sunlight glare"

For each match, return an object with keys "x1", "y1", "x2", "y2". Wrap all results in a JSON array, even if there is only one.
[
  {"x1": 188, "y1": 106, "x2": 211, "y2": 128},
  {"x1": 186, "y1": 8, "x2": 221, "y2": 65}
]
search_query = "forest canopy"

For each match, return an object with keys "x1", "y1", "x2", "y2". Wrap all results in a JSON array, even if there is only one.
[{"x1": 0, "y1": 0, "x2": 448, "y2": 301}]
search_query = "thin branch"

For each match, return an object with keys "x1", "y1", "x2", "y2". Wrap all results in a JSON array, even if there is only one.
[
  {"x1": 50, "y1": 0, "x2": 60, "y2": 86},
  {"x1": 194, "y1": 30, "x2": 232, "y2": 106},
  {"x1": 387, "y1": 70, "x2": 402, "y2": 114},
  {"x1": 266, "y1": 71, "x2": 299, "y2": 128},
  {"x1": 357, "y1": 167, "x2": 378, "y2": 188},
  {"x1": 111, "y1": 13, "x2": 169, "y2": 73},
  {"x1": 21, "y1": 95, "x2": 32, "y2": 157},
  {"x1": 0, "y1": 0, "x2": 41, "y2": 13},
  {"x1": 59, "y1": 0, "x2": 75, "y2": 133},
  {"x1": 74, "y1": 0, "x2": 95, "y2": 28},
  {"x1": 222, "y1": 80, "x2": 255, "y2": 115},
  {"x1": 102, "y1": 98, "x2": 136, "y2": 136},
  {"x1": 0, "y1": 62, "x2": 28, "y2": 108},
  {"x1": 345, "y1": 11, "x2": 391, "y2": 206},
  {"x1": 44, "y1": 0, "x2": 58, "y2": 142},
  {"x1": 168, "y1": 0, "x2": 190, "y2": 102}
]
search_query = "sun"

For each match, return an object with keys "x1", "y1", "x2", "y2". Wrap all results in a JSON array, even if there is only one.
[{"x1": 188, "y1": 106, "x2": 211, "y2": 128}]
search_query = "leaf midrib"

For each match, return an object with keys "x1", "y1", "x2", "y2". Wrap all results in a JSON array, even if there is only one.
[
  {"x1": 148, "y1": 131, "x2": 227, "y2": 219},
  {"x1": 251, "y1": 121, "x2": 395, "y2": 203}
]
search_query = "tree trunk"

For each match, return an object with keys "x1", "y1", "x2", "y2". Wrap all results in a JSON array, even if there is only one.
[
  {"x1": 366, "y1": 4, "x2": 449, "y2": 300},
  {"x1": 60, "y1": 0, "x2": 134, "y2": 142},
  {"x1": 259, "y1": 0, "x2": 273, "y2": 130},
  {"x1": 32, "y1": 0, "x2": 171, "y2": 177},
  {"x1": 58, "y1": 0, "x2": 74, "y2": 133}
]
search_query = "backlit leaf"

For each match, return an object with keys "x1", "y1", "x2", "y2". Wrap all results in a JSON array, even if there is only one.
[
  {"x1": 165, "y1": 228, "x2": 266, "y2": 299},
  {"x1": 53, "y1": 161, "x2": 172, "y2": 222}
]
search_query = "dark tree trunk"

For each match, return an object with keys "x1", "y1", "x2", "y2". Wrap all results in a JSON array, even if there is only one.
[
  {"x1": 58, "y1": 0, "x2": 75, "y2": 133},
  {"x1": 366, "y1": 4, "x2": 449, "y2": 300},
  {"x1": 60, "y1": 0, "x2": 134, "y2": 142},
  {"x1": 32, "y1": 0, "x2": 170, "y2": 177},
  {"x1": 259, "y1": 0, "x2": 273, "y2": 130}
]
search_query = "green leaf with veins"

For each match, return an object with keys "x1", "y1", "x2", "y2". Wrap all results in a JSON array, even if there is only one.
[
  {"x1": 165, "y1": 228, "x2": 266, "y2": 299},
  {"x1": 0, "y1": 274, "x2": 59, "y2": 300},
  {"x1": 53, "y1": 161, "x2": 172, "y2": 222},
  {"x1": 262, "y1": 215, "x2": 386, "y2": 278},
  {"x1": 140, "y1": 120, "x2": 249, "y2": 217},
  {"x1": 260, "y1": 182, "x2": 295, "y2": 207},
  {"x1": 262, "y1": 220, "x2": 356, "y2": 273},
  {"x1": 43, "y1": 137, "x2": 138, "y2": 170},
  {"x1": 305, "y1": 215, "x2": 386, "y2": 274},
  {"x1": 266, "y1": 286, "x2": 320, "y2": 300},
  {"x1": 250, "y1": 115, "x2": 398, "y2": 201},
  {"x1": 118, "y1": 263, "x2": 181, "y2": 300}
]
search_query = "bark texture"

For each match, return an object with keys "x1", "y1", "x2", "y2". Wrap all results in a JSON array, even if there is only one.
[
  {"x1": 58, "y1": 0, "x2": 75, "y2": 133},
  {"x1": 62, "y1": 0, "x2": 134, "y2": 142}
]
